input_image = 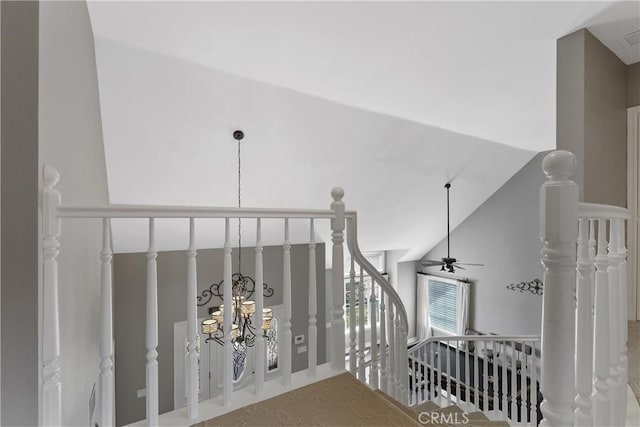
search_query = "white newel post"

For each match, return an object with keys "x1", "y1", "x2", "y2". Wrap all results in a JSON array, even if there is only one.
[
  {"x1": 255, "y1": 219, "x2": 264, "y2": 395},
  {"x1": 99, "y1": 218, "x2": 114, "y2": 427},
  {"x1": 593, "y1": 219, "x2": 610, "y2": 426},
  {"x1": 146, "y1": 219, "x2": 159, "y2": 426},
  {"x1": 186, "y1": 218, "x2": 198, "y2": 420},
  {"x1": 223, "y1": 218, "x2": 233, "y2": 406},
  {"x1": 308, "y1": 218, "x2": 318, "y2": 377},
  {"x1": 330, "y1": 188, "x2": 346, "y2": 370},
  {"x1": 574, "y1": 219, "x2": 594, "y2": 426},
  {"x1": 539, "y1": 150, "x2": 578, "y2": 427},
  {"x1": 282, "y1": 218, "x2": 292, "y2": 386},
  {"x1": 607, "y1": 220, "x2": 621, "y2": 426},
  {"x1": 42, "y1": 166, "x2": 62, "y2": 427}
]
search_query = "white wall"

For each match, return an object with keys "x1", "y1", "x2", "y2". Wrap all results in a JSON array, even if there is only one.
[
  {"x1": 386, "y1": 249, "x2": 417, "y2": 339},
  {"x1": 39, "y1": 2, "x2": 109, "y2": 425}
]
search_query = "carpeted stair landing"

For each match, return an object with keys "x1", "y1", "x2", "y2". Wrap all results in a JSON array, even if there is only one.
[{"x1": 194, "y1": 373, "x2": 510, "y2": 426}]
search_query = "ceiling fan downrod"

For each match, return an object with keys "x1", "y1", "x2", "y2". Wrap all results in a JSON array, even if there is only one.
[{"x1": 445, "y1": 182, "x2": 451, "y2": 259}]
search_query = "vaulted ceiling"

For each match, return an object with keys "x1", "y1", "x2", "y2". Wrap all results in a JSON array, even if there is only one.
[{"x1": 86, "y1": 1, "x2": 638, "y2": 261}]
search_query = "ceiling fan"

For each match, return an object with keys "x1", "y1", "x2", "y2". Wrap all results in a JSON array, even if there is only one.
[{"x1": 421, "y1": 183, "x2": 483, "y2": 274}]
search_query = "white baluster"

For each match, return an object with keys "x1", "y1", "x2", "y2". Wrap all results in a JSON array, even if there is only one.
[
  {"x1": 349, "y1": 258, "x2": 356, "y2": 375},
  {"x1": 465, "y1": 340, "x2": 470, "y2": 405},
  {"x1": 330, "y1": 188, "x2": 346, "y2": 370},
  {"x1": 380, "y1": 291, "x2": 387, "y2": 393},
  {"x1": 502, "y1": 343, "x2": 508, "y2": 421},
  {"x1": 308, "y1": 218, "x2": 318, "y2": 377},
  {"x1": 520, "y1": 344, "x2": 527, "y2": 425},
  {"x1": 607, "y1": 220, "x2": 621, "y2": 425},
  {"x1": 222, "y1": 218, "x2": 233, "y2": 406},
  {"x1": 370, "y1": 284, "x2": 378, "y2": 388},
  {"x1": 42, "y1": 167, "x2": 62, "y2": 427},
  {"x1": 447, "y1": 339, "x2": 452, "y2": 406},
  {"x1": 592, "y1": 219, "x2": 610, "y2": 426},
  {"x1": 358, "y1": 268, "x2": 366, "y2": 381},
  {"x1": 511, "y1": 341, "x2": 517, "y2": 422},
  {"x1": 411, "y1": 353, "x2": 417, "y2": 405},
  {"x1": 532, "y1": 344, "x2": 539, "y2": 426},
  {"x1": 99, "y1": 219, "x2": 114, "y2": 427},
  {"x1": 491, "y1": 341, "x2": 496, "y2": 412},
  {"x1": 398, "y1": 321, "x2": 409, "y2": 404},
  {"x1": 539, "y1": 150, "x2": 579, "y2": 427},
  {"x1": 186, "y1": 218, "x2": 198, "y2": 420},
  {"x1": 388, "y1": 305, "x2": 396, "y2": 398},
  {"x1": 395, "y1": 316, "x2": 403, "y2": 401},
  {"x1": 483, "y1": 341, "x2": 489, "y2": 413},
  {"x1": 146, "y1": 218, "x2": 159, "y2": 425},
  {"x1": 575, "y1": 219, "x2": 594, "y2": 426},
  {"x1": 255, "y1": 218, "x2": 264, "y2": 395},
  {"x1": 430, "y1": 345, "x2": 436, "y2": 402},
  {"x1": 456, "y1": 340, "x2": 461, "y2": 404},
  {"x1": 474, "y1": 341, "x2": 479, "y2": 411},
  {"x1": 283, "y1": 218, "x2": 292, "y2": 386},
  {"x1": 616, "y1": 219, "x2": 628, "y2": 425},
  {"x1": 437, "y1": 339, "x2": 443, "y2": 402}
]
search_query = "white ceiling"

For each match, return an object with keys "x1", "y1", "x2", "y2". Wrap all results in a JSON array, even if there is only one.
[{"x1": 86, "y1": 1, "x2": 638, "y2": 261}]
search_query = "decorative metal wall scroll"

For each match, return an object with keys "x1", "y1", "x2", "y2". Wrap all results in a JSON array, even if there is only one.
[{"x1": 506, "y1": 278, "x2": 543, "y2": 295}]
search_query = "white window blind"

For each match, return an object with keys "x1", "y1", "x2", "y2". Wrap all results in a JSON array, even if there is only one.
[{"x1": 427, "y1": 278, "x2": 459, "y2": 334}]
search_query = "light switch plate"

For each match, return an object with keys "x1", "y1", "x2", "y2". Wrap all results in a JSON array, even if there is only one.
[
  {"x1": 137, "y1": 388, "x2": 146, "y2": 398},
  {"x1": 297, "y1": 345, "x2": 307, "y2": 354},
  {"x1": 294, "y1": 334, "x2": 305, "y2": 344}
]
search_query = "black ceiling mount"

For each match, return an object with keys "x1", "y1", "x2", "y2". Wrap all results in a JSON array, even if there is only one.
[
  {"x1": 421, "y1": 182, "x2": 483, "y2": 274},
  {"x1": 233, "y1": 130, "x2": 245, "y2": 141}
]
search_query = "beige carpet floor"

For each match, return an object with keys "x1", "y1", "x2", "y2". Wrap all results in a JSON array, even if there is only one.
[
  {"x1": 194, "y1": 373, "x2": 420, "y2": 427},
  {"x1": 629, "y1": 321, "x2": 640, "y2": 402}
]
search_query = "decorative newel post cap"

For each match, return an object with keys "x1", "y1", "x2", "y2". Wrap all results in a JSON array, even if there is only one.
[
  {"x1": 331, "y1": 187, "x2": 344, "y2": 201},
  {"x1": 43, "y1": 166, "x2": 60, "y2": 187},
  {"x1": 542, "y1": 150, "x2": 577, "y2": 180}
]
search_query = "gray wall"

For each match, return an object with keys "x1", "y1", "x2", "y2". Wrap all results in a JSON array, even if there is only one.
[
  {"x1": 113, "y1": 243, "x2": 326, "y2": 426},
  {"x1": 422, "y1": 152, "x2": 547, "y2": 336},
  {"x1": 557, "y1": 28, "x2": 629, "y2": 207},
  {"x1": 629, "y1": 62, "x2": 640, "y2": 108},
  {"x1": 1, "y1": 2, "x2": 39, "y2": 425}
]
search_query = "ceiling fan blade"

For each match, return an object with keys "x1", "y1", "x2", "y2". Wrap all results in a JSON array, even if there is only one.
[
  {"x1": 421, "y1": 260, "x2": 444, "y2": 267},
  {"x1": 452, "y1": 265, "x2": 466, "y2": 270},
  {"x1": 456, "y1": 262, "x2": 484, "y2": 266}
]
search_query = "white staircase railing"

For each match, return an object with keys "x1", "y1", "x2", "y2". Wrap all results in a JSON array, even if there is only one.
[
  {"x1": 40, "y1": 168, "x2": 408, "y2": 427},
  {"x1": 539, "y1": 150, "x2": 629, "y2": 427},
  {"x1": 407, "y1": 334, "x2": 541, "y2": 425},
  {"x1": 345, "y1": 215, "x2": 410, "y2": 403}
]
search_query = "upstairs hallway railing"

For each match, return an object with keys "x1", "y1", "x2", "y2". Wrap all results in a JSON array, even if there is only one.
[{"x1": 40, "y1": 167, "x2": 408, "y2": 427}]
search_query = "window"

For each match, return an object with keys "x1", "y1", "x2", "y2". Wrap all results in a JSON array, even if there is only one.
[
  {"x1": 344, "y1": 252, "x2": 386, "y2": 329},
  {"x1": 417, "y1": 274, "x2": 470, "y2": 338},
  {"x1": 428, "y1": 278, "x2": 458, "y2": 333}
]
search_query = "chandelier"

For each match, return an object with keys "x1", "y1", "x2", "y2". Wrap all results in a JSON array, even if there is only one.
[{"x1": 198, "y1": 130, "x2": 275, "y2": 347}]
